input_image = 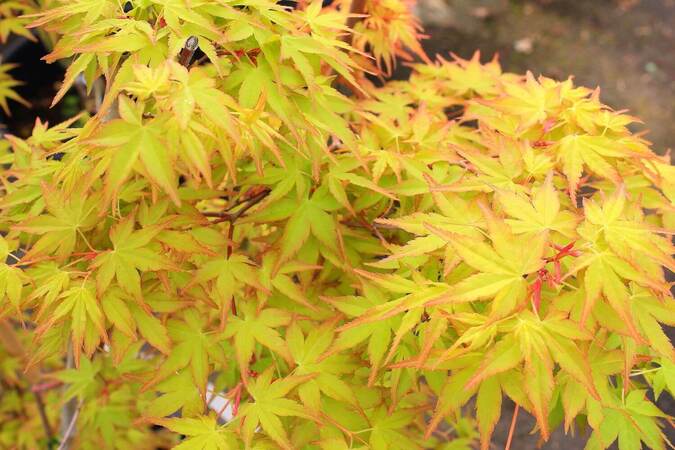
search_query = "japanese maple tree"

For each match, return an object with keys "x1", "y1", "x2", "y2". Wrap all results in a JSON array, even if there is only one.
[{"x1": 0, "y1": 0, "x2": 673, "y2": 449}]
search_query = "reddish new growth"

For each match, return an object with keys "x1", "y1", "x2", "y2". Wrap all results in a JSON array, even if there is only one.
[
  {"x1": 222, "y1": 368, "x2": 259, "y2": 418},
  {"x1": 532, "y1": 140, "x2": 554, "y2": 148},
  {"x1": 72, "y1": 251, "x2": 98, "y2": 260},
  {"x1": 530, "y1": 242, "x2": 581, "y2": 312}
]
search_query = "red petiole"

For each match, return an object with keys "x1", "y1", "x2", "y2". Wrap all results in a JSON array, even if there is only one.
[{"x1": 530, "y1": 242, "x2": 581, "y2": 312}]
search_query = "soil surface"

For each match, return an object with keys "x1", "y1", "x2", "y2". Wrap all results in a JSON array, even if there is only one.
[{"x1": 415, "y1": 0, "x2": 674, "y2": 157}]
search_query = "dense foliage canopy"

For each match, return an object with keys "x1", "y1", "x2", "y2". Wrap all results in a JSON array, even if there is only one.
[{"x1": 0, "y1": 0, "x2": 673, "y2": 449}]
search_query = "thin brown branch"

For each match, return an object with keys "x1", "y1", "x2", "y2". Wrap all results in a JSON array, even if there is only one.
[
  {"x1": 0, "y1": 320, "x2": 54, "y2": 441},
  {"x1": 211, "y1": 188, "x2": 270, "y2": 315},
  {"x1": 226, "y1": 223, "x2": 235, "y2": 259},
  {"x1": 225, "y1": 190, "x2": 266, "y2": 212},
  {"x1": 190, "y1": 54, "x2": 210, "y2": 68},
  {"x1": 59, "y1": 345, "x2": 78, "y2": 450},
  {"x1": 57, "y1": 399, "x2": 82, "y2": 450},
  {"x1": 34, "y1": 390, "x2": 54, "y2": 442},
  {"x1": 505, "y1": 404, "x2": 520, "y2": 450},
  {"x1": 202, "y1": 211, "x2": 233, "y2": 220},
  {"x1": 345, "y1": 0, "x2": 367, "y2": 36},
  {"x1": 224, "y1": 189, "x2": 271, "y2": 259},
  {"x1": 231, "y1": 189, "x2": 270, "y2": 221},
  {"x1": 205, "y1": 188, "x2": 271, "y2": 225}
]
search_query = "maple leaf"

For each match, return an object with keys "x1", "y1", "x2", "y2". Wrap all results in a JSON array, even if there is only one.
[
  {"x1": 125, "y1": 64, "x2": 171, "y2": 100},
  {"x1": 91, "y1": 216, "x2": 174, "y2": 300},
  {"x1": 556, "y1": 134, "x2": 628, "y2": 199},
  {"x1": 153, "y1": 415, "x2": 238, "y2": 450},
  {"x1": 243, "y1": 153, "x2": 312, "y2": 207},
  {"x1": 329, "y1": 286, "x2": 411, "y2": 382},
  {"x1": 52, "y1": 357, "x2": 103, "y2": 402},
  {"x1": 493, "y1": 72, "x2": 563, "y2": 130},
  {"x1": 424, "y1": 213, "x2": 546, "y2": 317},
  {"x1": 19, "y1": 114, "x2": 81, "y2": 151},
  {"x1": 13, "y1": 185, "x2": 100, "y2": 261},
  {"x1": 286, "y1": 322, "x2": 358, "y2": 409},
  {"x1": 146, "y1": 308, "x2": 225, "y2": 399},
  {"x1": 100, "y1": 287, "x2": 136, "y2": 339},
  {"x1": 164, "y1": 61, "x2": 239, "y2": 136},
  {"x1": 465, "y1": 335, "x2": 522, "y2": 391},
  {"x1": 129, "y1": 301, "x2": 172, "y2": 355},
  {"x1": 257, "y1": 259, "x2": 319, "y2": 312},
  {"x1": 476, "y1": 377, "x2": 501, "y2": 450},
  {"x1": 237, "y1": 368, "x2": 315, "y2": 449},
  {"x1": 87, "y1": 97, "x2": 181, "y2": 206},
  {"x1": 629, "y1": 285, "x2": 674, "y2": 359},
  {"x1": 221, "y1": 302, "x2": 293, "y2": 378},
  {"x1": 144, "y1": 370, "x2": 203, "y2": 419},
  {"x1": 425, "y1": 365, "x2": 481, "y2": 438},
  {"x1": 0, "y1": 64, "x2": 29, "y2": 114},
  {"x1": 273, "y1": 189, "x2": 340, "y2": 269},
  {"x1": 37, "y1": 282, "x2": 107, "y2": 366},
  {"x1": 26, "y1": 0, "x2": 114, "y2": 30},
  {"x1": 650, "y1": 359, "x2": 675, "y2": 401},
  {"x1": 453, "y1": 146, "x2": 523, "y2": 191},
  {"x1": 27, "y1": 262, "x2": 71, "y2": 321},
  {"x1": 0, "y1": 236, "x2": 24, "y2": 314},
  {"x1": 367, "y1": 406, "x2": 420, "y2": 450},
  {"x1": 439, "y1": 51, "x2": 502, "y2": 97},
  {"x1": 194, "y1": 254, "x2": 266, "y2": 314},
  {"x1": 0, "y1": 1, "x2": 36, "y2": 43},
  {"x1": 585, "y1": 391, "x2": 667, "y2": 450},
  {"x1": 497, "y1": 172, "x2": 579, "y2": 237},
  {"x1": 582, "y1": 187, "x2": 674, "y2": 272},
  {"x1": 100, "y1": 285, "x2": 171, "y2": 355}
]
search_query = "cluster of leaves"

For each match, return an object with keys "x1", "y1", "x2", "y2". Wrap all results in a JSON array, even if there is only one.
[
  {"x1": 0, "y1": 0, "x2": 42, "y2": 44},
  {"x1": 350, "y1": 0, "x2": 428, "y2": 75},
  {"x1": 0, "y1": 64, "x2": 29, "y2": 115},
  {"x1": 0, "y1": 0, "x2": 673, "y2": 449}
]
